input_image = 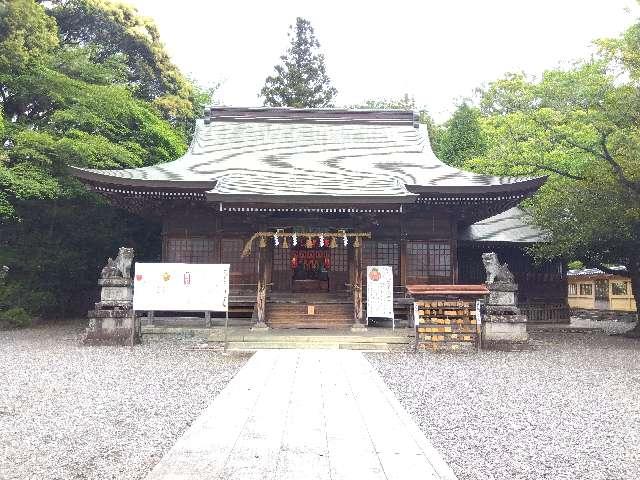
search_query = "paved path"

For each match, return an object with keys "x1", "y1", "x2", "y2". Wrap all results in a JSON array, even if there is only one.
[{"x1": 146, "y1": 350, "x2": 457, "y2": 480}]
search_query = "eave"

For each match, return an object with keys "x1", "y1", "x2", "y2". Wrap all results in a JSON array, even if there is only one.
[{"x1": 68, "y1": 166, "x2": 217, "y2": 190}]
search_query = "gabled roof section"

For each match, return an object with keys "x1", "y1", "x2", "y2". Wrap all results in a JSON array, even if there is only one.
[
  {"x1": 69, "y1": 107, "x2": 545, "y2": 205},
  {"x1": 460, "y1": 207, "x2": 549, "y2": 243}
]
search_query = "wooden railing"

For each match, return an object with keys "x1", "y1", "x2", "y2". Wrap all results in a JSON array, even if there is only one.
[{"x1": 518, "y1": 303, "x2": 571, "y2": 323}]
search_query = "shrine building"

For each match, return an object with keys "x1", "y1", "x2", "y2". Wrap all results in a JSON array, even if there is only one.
[{"x1": 70, "y1": 107, "x2": 568, "y2": 328}]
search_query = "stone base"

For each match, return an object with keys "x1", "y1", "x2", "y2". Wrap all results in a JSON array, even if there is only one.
[
  {"x1": 416, "y1": 341, "x2": 476, "y2": 353},
  {"x1": 84, "y1": 311, "x2": 140, "y2": 346},
  {"x1": 351, "y1": 323, "x2": 368, "y2": 333},
  {"x1": 251, "y1": 323, "x2": 269, "y2": 331},
  {"x1": 482, "y1": 318, "x2": 528, "y2": 350},
  {"x1": 100, "y1": 285, "x2": 133, "y2": 303}
]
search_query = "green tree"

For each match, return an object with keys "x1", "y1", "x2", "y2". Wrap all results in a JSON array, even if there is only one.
[
  {"x1": 42, "y1": 0, "x2": 208, "y2": 138},
  {"x1": 0, "y1": 0, "x2": 187, "y2": 318},
  {"x1": 436, "y1": 103, "x2": 487, "y2": 167},
  {"x1": 466, "y1": 59, "x2": 640, "y2": 334},
  {"x1": 260, "y1": 17, "x2": 337, "y2": 108}
]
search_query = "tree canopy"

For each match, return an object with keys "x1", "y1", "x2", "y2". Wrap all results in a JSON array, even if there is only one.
[
  {"x1": 454, "y1": 42, "x2": 640, "y2": 332},
  {"x1": 260, "y1": 17, "x2": 337, "y2": 108},
  {"x1": 0, "y1": 0, "x2": 190, "y2": 318},
  {"x1": 436, "y1": 103, "x2": 487, "y2": 168}
]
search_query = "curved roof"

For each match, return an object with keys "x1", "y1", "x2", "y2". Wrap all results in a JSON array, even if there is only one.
[
  {"x1": 70, "y1": 107, "x2": 545, "y2": 204},
  {"x1": 459, "y1": 207, "x2": 548, "y2": 243}
]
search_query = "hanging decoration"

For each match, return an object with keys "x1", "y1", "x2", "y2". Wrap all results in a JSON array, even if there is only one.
[{"x1": 241, "y1": 231, "x2": 371, "y2": 257}]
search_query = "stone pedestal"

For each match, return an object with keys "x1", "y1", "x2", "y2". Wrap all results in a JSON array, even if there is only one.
[
  {"x1": 84, "y1": 277, "x2": 140, "y2": 345},
  {"x1": 482, "y1": 281, "x2": 528, "y2": 350}
]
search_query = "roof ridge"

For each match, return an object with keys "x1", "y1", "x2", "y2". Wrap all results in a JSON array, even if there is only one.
[{"x1": 203, "y1": 106, "x2": 419, "y2": 127}]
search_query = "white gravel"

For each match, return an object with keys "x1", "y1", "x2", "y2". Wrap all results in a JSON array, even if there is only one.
[
  {"x1": 0, "y1": 322, "x2": 249, "y2": 480},
  {"x1": 367, "y1": 325, "x2": 640, "y2": 480}
]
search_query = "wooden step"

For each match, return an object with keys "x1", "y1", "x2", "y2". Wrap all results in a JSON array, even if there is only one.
[{"x1": 267, "y1": 301, "x2": 352, "y2": 328}]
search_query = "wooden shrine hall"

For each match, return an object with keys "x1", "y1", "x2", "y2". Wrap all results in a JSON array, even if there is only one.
[{"x1": 70, "y1": 107, "x2": 568, "y2": 328}]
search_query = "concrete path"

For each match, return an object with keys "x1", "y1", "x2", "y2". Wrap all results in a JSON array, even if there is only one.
[{"x1": 145, "y1": 350, "x2": 457, "y2": 480}]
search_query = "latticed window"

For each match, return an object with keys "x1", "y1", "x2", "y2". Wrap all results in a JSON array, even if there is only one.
[
  {"x1": 165, "y1": 237, "x2": 215, "y2": 263},
  {"x1": 362, "y1": 241, "x2": 399, "y2": 278},
  {"x1": 330, "y1": 246, "x2": 348, "y2": 272},
  {"x1": 407, "y1": 241, "x2": 451, "y2": 282},
  {"x1": 273, "y1": 246, "x2": 291, "y2": 272},
  {"x1": 221, "y1": 238, "x2": 257, "y2": 275},
  {"x1": 579, "y1": 283, "x2": 593, "y2": 296},
  {"x1": 568, "y1": 283, "x2": 578, "y2": 295},
  {"x1": 611, "y1": 281, "x2": 628, "y2": 295}
]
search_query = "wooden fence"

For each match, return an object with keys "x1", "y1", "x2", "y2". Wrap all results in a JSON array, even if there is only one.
[{"x1": 518, "y1": 303, "x2": 570, "y2": 324}]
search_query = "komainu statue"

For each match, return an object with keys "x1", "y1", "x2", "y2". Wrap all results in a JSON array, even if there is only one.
[
  {"x1": 100, "y1": 247, "x2": 134, "y2": 278},
  {"x1": 481, "y1": 252, "x2": 515, "y2": 284}
]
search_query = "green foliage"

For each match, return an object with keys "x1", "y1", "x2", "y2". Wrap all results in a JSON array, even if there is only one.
[
  {"x1": 436, "y1": 103, "x2": 487, "y2": 167},
  {"x1": 0, "y1": 0, "x2": 58, "y2": 74},
  {"x1": 567, "y1": 260, "x2": 584, "y2": 270},
  {"x1": 0, "y1": 0, "x2": 185, "y2": 318},
  {"x1": 261, "y1": 17, "x2": 337, "y2": 107},
  {"x1": 0, "y1": 307, "x2": 31, "y2": 328},
  {"x1": 0, "y1": 199, "x2": 161, "y2": 318},
  {"x1": 460, "y1": 50, "x2": 640, "y2": 329},
  {"x1": 43, "y1": 0, "x2": 207, "y2": 138}
]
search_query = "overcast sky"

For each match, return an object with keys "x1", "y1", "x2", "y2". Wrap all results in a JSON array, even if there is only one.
[{"x1": 126, "y1": 0, "x2": 639, "y2": 122}]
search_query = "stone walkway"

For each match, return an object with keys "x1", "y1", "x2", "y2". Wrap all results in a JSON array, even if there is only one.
[{"x1": 145, "y1": 350, "x2": 457, "y2": 480}]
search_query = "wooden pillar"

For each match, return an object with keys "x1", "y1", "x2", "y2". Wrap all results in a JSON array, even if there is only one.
[
  {"x1": 399, "y1": 238, "x2": 408, "y2": 289},
  {"x1": 399, "y1": 220, "x2": 408, "y2": 290},
  {"x1": 451, "y1": 219, "x2": 458, "y2": 285},
  {"x1": 254, "y1": 243, "x2": 271, "y2": 330},
  {"x1": 451, "y1": 238, "x2": 458, "y2": 285},
  {"x1": 352, "y1": 239, "x2": 366, "y2": 331}
]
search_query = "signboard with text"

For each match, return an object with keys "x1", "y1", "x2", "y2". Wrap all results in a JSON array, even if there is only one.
[
  {"x1": 366, "y1": 266, "x2": 394, "y2": 320},
  {"x1": 132, "y1": 263, "x2": 229, "y2": 312}
]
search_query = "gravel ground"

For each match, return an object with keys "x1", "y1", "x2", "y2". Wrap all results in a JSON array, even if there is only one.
[
  {"x1": 0, "y1": 322, "x2": 249, "y2": 480},
  {"x1": 368, "y1": 322, "x2": 640, "y2": 480}
]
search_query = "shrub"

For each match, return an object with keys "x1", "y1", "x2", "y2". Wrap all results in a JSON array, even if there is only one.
[{"x1": 0, "y1": 307, "x2": 32, "y2": 328}]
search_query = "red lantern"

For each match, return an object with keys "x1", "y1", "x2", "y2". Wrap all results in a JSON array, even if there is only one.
[
  {"x1": 291, "y1": 256, "x2": 298, "y2": 269},
  {"x1": 324, "y1": 256, "x2": 331, "y2": 269}
]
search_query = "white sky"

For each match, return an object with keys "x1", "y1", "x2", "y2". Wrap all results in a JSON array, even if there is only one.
[{"x1": 126, "y1": 0, "x2": 639, "y2": 122}]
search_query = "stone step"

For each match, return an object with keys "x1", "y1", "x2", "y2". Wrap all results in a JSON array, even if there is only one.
[
  {"x1": 224, "y1": 341, "x2": 391, "y2": 351},
  {"x1": 221, "y1": 334, "x2": 412, "y2": 344}
]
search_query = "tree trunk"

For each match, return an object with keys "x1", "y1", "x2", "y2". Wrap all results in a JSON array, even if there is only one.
[{"x1": 627, "y1": 253, "x2": 640, "y2": 337}]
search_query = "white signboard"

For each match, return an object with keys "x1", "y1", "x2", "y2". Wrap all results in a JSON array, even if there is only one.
[
  {"x1": 366, "y1": 266, "x2": 394, "y2": 321},
  {"x1": 133, "y1": 263, "x2": 229, "y2": 312}
]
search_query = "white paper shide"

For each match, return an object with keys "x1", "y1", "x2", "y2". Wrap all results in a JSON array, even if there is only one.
[{"x1": 133, "y1": 263, "x2": 230, "y2": 312}]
